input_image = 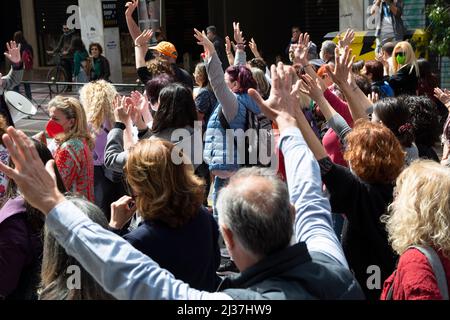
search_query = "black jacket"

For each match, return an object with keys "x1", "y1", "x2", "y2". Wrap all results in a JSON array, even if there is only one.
[
  {"x1": 219, "y1": 242, "x2": 364, "y2": 299},
  {"x1": 389, "y1": 64, "x2": 418, "y2": 96}
]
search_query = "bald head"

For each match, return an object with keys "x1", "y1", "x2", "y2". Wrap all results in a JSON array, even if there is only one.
[{"x1": 217, "y1": 167, "x2": 293, "y2": 257}]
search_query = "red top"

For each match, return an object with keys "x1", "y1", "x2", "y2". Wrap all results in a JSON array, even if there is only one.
[
  {"x1": 55, "y1": 138, "x2": 94, "y2": 202},
  {"x1": 321, "y1": 89, "x2": 354, "y2": 167},
  {"x1": 381, "y1": 248, "x2": 450, "y2": 300}
]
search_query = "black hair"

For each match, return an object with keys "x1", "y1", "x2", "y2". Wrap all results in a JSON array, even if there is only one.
[
  {"x1": 151, "y1": 83, "x2": 198, "y2": 134},
  {"x1": 401, "y1": 95, "x2": 441, "y2": 147},
  {"x1": 373, "y1": 97, "x2": 415, "y2": 148}
]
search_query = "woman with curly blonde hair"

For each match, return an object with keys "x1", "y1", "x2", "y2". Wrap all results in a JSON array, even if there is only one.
[
  {"x1": 46, "y1": 96, "x2": 94, "y2": 201},
  {"x1": 79, "y1": 80, "x2": 126, "y2": 219},
  {"x1": 380, "y1": 161, "x2": 450, "y2": 300},
  {"x1": 107, "y1": 138, "x2": 220, "y2": 291}
]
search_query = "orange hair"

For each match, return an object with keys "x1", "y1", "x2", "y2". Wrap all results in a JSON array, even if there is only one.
[{"x1": 344, "y1": 120, "x2": 405, "y2": 184}]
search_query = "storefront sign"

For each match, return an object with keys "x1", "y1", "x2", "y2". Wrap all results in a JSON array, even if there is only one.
[{"x1": 102, "y1": 1, "x2": 118, "y2": 28}]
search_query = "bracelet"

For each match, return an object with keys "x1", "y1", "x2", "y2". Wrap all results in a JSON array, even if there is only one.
[
  {"x1": 134, "y1": 44, "x2": 142, "y2": 47},
  {"x1": 226, "y1": 51, "x2": 233, "y2": 55}
]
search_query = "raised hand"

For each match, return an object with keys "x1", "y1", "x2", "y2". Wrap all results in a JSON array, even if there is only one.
[
  {"x1": 338, "y1": 29, "x2": 355, "y2": 49},
  {"x1": 299, "y1": 73, "x2": 326, "y2": 103},
  {"x1": 109, "y1": 195, "x2": 137, "y2": 230},
  {"x1": 326, "y1": 46, "x2": 355, "y2": 87},
  {"x1": 248, "y1": 63, "x2": 300, "y2": 131},
  {"x1": 367, "y1": 92, "x2": 379, "y2": 104},
  {"x1": 0, "y1": 127, "x2": 66, "y2": 214},
  {"x1": 113, "y1": 95, "x2": 132, "y2": 124},
  {"x1": 4, "y1": 41, "x2": 21, "y2": 64},
  {"x1": 125, "y1": 0, "x2": 138, "y2": 16},
  {"x1": 135, "y1": 29, "x2": 153, "y2": 47},
  {"x1": 225, "y1": 36, "x2": 234, "y2": 54},
  {"x1": 434, "y1": 87, "x2": 450, "y2": 109},
  {"x1": 233, "y1": 22, "x2": 245, "y2": 45},
  {"x1": 194, "y1": 28, "x2": 215, "y2": 59},
  {"x1": 249, "y1": 38, "x2": 261, "y2": 58},
  {"x1": 130, "y1": 91, "x2": 152, "y2": 127},
  {"x1": 292, "y1": 33, "x2": 310, "y2": 66}
]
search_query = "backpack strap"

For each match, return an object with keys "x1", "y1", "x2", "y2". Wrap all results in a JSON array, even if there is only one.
[
  {"x1": 218, "y1": 107, "x2": 231, "y2": 130},
  {"x1": 387, "y1": 246, "x2": 449, "y2": 300},
  {"x1": 410, "y1": 245, "x2": 449, "y2": 300},
  {"x1": 385, "y1": 271, "x2": 396, "y2": 300}
]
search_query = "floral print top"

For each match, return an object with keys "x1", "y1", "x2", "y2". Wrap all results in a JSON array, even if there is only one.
[
  {"x1": 0, "y1": 145, "x2": 9, "y2": 206},
  {"x1": 54, "y1": 138, "x2": 94, "y2": 202}
]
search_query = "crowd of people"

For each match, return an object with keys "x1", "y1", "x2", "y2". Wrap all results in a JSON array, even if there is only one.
[{"x1": 0, "y1": 0, "x2": 450, "y2": 301}]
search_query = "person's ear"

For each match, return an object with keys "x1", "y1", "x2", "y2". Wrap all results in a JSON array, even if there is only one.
[
  {"x1": 68, "y1": 118, "x2": 75, "y2": 129},
  {"x1": 221, "y1": 225, "x2": 235, "y2": 251}
]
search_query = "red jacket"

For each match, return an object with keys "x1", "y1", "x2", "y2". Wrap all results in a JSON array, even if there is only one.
[{"x1": 381, "y1": 247, "x2": 450, "y2": 300}]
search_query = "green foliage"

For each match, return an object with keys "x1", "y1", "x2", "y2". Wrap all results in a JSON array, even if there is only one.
[{"x1": 426, "y1": 0, "x2": 450, "y2": 57}]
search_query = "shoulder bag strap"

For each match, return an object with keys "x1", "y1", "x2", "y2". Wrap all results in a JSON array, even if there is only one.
[{"x1": 410, "y1": 245, "x2": 449, "y2": 300}]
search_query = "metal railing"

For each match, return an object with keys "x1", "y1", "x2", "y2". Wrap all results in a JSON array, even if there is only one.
[{"x1": 18, "y1": 80, "x2": 145, "y2": 120}]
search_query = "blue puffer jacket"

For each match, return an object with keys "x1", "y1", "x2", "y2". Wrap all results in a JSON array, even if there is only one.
[{"x1": 204, "y1": 94, "x2": 260, "y2": 172}]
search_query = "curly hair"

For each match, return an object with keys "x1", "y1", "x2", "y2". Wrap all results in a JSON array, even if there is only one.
[
  {"x1": 145, "y1": 57, "x2": 175, "y2": 78},
  {"x1": 48, "y1": 96, "x2": 94, "y2": 150},
  {"x1": 344, "y1": 119, "x2": 405, "y2": 184},
  {"x1": 382, "y1": 161, "x2": 450, "y2": 258},
  {"x1": 401, "y1": 95, "x2": 441, "y2": 147},
  {"x1": 125, "y1": 139, "x2": 205, "y2": 228},
  {"x1": 79, "y1": 80, "x2": 116, "y2": 133}
]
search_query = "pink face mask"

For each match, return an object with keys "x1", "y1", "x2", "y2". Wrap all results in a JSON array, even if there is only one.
[{"x1": 45, "y1": 119, "x2": 65, "y2": 138}]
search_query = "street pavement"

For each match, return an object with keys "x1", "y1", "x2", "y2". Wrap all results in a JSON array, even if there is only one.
[{"x1": 14, "y1": 77, "x2": 143, "y2": 136}]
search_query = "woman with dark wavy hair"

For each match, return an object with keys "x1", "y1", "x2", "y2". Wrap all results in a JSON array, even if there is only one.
[
  {"x1": 372, "y1": 97, "x2": 418, "y2": 165},
  {"x1": 108, "y1": 139, "x2": 220, "y2": 292}
]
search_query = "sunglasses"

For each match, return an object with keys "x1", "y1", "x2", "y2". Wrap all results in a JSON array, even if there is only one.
[{"x1": 395, "y1": 52, "x2": 405, "y2": 57}]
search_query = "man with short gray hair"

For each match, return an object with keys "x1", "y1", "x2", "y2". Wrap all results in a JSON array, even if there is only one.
[
  {"x1": 0, "y1": 62, "x2": 364, "y2": 300},
  {"x1": 320, "y1": 40, "x2": 337, "y2": 64}
]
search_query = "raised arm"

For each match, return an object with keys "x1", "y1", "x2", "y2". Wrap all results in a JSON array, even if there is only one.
[
  {"x1": 0, "y1": 128, "x2": 230, "y2": 300},
  {"x1": 300, "y1": 74, "x2": 352, "y2": 141},
  {"x1": 224, "y1": 36, "x2": 235, "y2": 66},
  {"x1": 194, "y1": 29, "x2": 239, "y2": 122},
  {"x1": 1, "y1": 41, "x2": 24, "y2": 90},
  {"x1": 134, "y1": 29, "x2": 153, "y2": 69},
  {"x1": 326, "y1": 46, "x2": 372, "y2": 121},
  {"x1": 249, "y1": 38, "x2": 262, "y2": 59},
  {"x1": 125, "y1": 0, "x2": 142, "y2": 42},
  {"x1": 233, "y1": 22, "x2": 247, "y2": 66},
  {"x1": 248, "y1": 63, "x2": 348, "y2": 268}
]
